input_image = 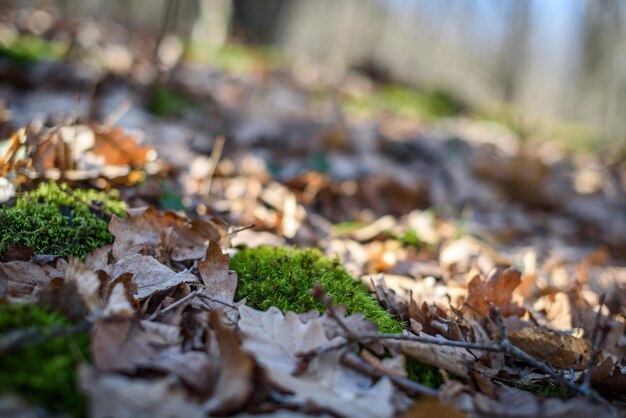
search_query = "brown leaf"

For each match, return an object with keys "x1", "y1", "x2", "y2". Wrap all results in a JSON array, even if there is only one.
[
  {"x1": 0, "y1": 257, "x2": 68, "y2": 301},
  {"x1": 79, "y1": 365, "x2": 205, "y2": 418},
  {"x1": 238, "y1": 306, "x2": 395, "y2": 418},
  {"x1": 109, "y1": 206, "x2": 230, "y2": 261},
  {"x1": 197, "y1": 241, "x2": 237, "y2": 308},
  {"x1": 509, "y1": 327, "x2": 590, "y2": 370},
  {"x1": 91, "y1": 317, "x2": 172, "y2": 373},
  {"x1": 461, "y1": 267, "x2": 525, "y2": 318},
  {"x1": 203, "y1": 311, "x2": 259, "y2": 414},
  {"x1": 90, "y1": 124, "x2": 155, "y2": 168},
  {"x1": 400, "y1": 333, "x2": 473, "y2": 378},
  {"x1": 108, "y1": 254, "x2": 197, "y2": 300}
]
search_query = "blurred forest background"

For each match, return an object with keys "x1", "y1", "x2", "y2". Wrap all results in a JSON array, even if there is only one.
[{"x1": 7, "y1": 0, "x2": 625, "y2": 150}]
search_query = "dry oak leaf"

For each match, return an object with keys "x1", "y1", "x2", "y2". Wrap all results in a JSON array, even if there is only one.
[
  {"x1": 91, "y1": 317, "x2": 177, "y2": 373},
  {"x1": 90, "y1": 124, "x2": 155, "y2": 168},
  {"x1": 0, "y1": 257, "x2": 67, "y2": 301},
  {"x1": 203, "y1": 311, "x2": 260, "y2": 414},
  {"x1": 238, "y1": 306, "x2": 395, "y2": 418},
  {"x1": 461, "y1": 267, "x2": 525, "y2": 318},
  {"x1": 508, "y1": 327, "x2": 590, "y2": 370},
  {"x1": 109, "y1": 206, "x2": 230, "y2": 261},
  {"x1": 137, "y1": 347, "x2": 213, "y2": 394},
  {"x1": 107, "y1": 254, "x2": 197, "y2": 300},
  {"x1": 64, "y1": 258, "x2": 102, "y2": 313},
  {"x1": 79, "y1": 365, "x2": 204, "y2": 418},
  {"x1": 198, "y1": 241, "x2": 237, "y2": 309},
  {"x1": 400, "y1": 333, "x2": 474, "y2": 378}
]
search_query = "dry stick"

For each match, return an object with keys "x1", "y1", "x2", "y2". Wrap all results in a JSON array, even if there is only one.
[
  {"x1": 197, "y1": 293, "x2": 240, "y2": 311},
  {"x1": 205, "y1": 135, "x2": 225, "y2": 196},
  {"x1": 342, "y1": 351, "x2": 438, "y2": 397},
  {"x1": 148, "y1": 289, "x2": 203, "y2": 321},
  {"x1": 0, "y1": 322, "x2": 90, "y2": 354},
  {"x1": 306, "y1": 285, "x2": 607, "y2": 403},
  {"x1": 582, "y1": 294, "x2": 607, "y2": 391}
]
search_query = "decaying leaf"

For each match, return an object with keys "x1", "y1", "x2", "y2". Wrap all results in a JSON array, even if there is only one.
[
  {"x1": 109, "y1": 206, "x2": 230, "y2": 261},
  {"x1": 79, "y1": 366, "x2": 205, "y2": 418},
  {"x1": 203, "y1": 311, "x2": 259, "y2": 414},
  {"x1": 509, "y1": 327, "x2": 590, "y2": 370},
  {"x1": 400, "y1": 333, "x2": 473, "y2": 378},
  {"x1": 461, "y1": 267, "x2": 525, "y2": 318},
  {"x1": 0, "y1": 257, "x2": 68, "y2": 301},
  {"x1": 238, "y1": 306, "x2": 395, "y2": 418},
  {"x1": 91, "y1": 317, "x2": 173, "y2": 373},
  {"x1": 197, "y1": 241, "x2": 237, "y2": 309},
  {"x1": 64, "y1": 258, "x2": 102, "y2": 313},
  {"x1": 107, "y1": 254, "x2": 197, "y2": 300}
]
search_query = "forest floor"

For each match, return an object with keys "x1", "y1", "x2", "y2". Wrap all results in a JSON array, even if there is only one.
[{"x1": 1, "y1": 9, "x2": 626, "y2": 418}]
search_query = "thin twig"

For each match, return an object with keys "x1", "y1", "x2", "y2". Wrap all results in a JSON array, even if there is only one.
[
  {"x1": 148, "y1": 289, "x2": 203, "y2": 321},
  {"x1": 0, "y1": 322, "x2": 90, "y2": 354},
  {"x1": 198, "y1": 293, "x2": 240, "y2": 311},
  {"x1": 582, "y1": 294, "x2": 607, "y2": 391},
  {"x1": 341, "y1": 351, "x2": 438, "y2": 397},
  {"x1": 205, "y1": 135, "x2": 225, "y2": 196},
  {"x1": 310, "y1": 283, "x2": 357, "y2": 341}
]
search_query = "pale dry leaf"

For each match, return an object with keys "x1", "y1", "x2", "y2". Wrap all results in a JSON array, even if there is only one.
[
  {"x1": 84, "y1": 245, "x2": 111, "y2": 271},
  {"x1": 198, "y1": 241, "x2": 237, "y2": 308},
  {"x1": 508, "y1": 327, "x2": 590, "y2": 370},
  {"x1": 102, "y1": 283, "x2": 134, "y2": 318},
  {"x1": 238, "y1": 306, "x2": 395, "y2": 418},
  {"x1": 91, "y1": 317, "x2": 171, "y2": 373},
  {"x1": 203, "y1": 311, "x2": 258, "y2": 414},
  {"x1": 400, "y1": 333, "x2": 473, "y2": 378},
  {"x1": 79, "y1": 366, "x2": 204, "y2": 418},
  {"x1": 109, "y1": 206, "x2": 230, "y2": 261},
  {"x1": 108, "y1": 254, "x2": 197, "y2": 300},
  {"x1": 0, "y1": 257, "x2": 68, "y2": 301},
  {"x1": 64, "y1": 258, "x2": 101, "y2": 313},
  {"x1": 137, "y1": 347, "x2": 214, "y2": 393}
]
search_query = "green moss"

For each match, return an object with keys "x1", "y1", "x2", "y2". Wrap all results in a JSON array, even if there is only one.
[
  {"x1": 0, "y1": 182, "x2": 125, "y2": 258},
  {"x1": 147, "y1": 87, "x2": 196, "y2": 117},
  {"x1": 231, "y1": 246, "x2": 403, "y2": 334},
  {"x1": 0, "y1": 34, "x2": 66, "y2": 63},
  {"x1": 511, "y1": 380, "x2": 573, "y2": 399},
  {"x1": 342, "y1": 84, "x2": 464, "y2": 121},
  {"x1": 185, "y1": 42, "x2": 281, "y2": 73},
  {"x1": 0, "y1": 303, "x2": 89, "y2": 416},
  {"x1": 406, "y1": 357, "x2": 444, "y2": 388}
]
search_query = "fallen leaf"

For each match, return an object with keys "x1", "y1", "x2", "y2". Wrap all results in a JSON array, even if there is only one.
[
  {"x1": 108, "y1": 254, "x2": 197, "y2": 300},
  {"x1": 203, "y1": 311, "x2": 259, "y2": 414},
  {"x1": 0, "y1": 257, "x2": 68, "y2": 301},
  {"x1": 109, "y1": 206, "x2": 230, "y2": 261},
  {"x1": 64, "y1": 258, "x2": 102, "y2": 313},
  {"x1": 91, "y1": 317, "x2": 172, "y2": 373},
  {"x1": 509, "y1": 327, "x2": 590, "y2": 370},
  {"x1": 238, "y1": 306, "x2": 395, "y2": 418},
  {"x1": 461, "y1": 267, "x2": 525, "y2": 318},
  {"x1": 400, "y1": 333, "x2": 473, "y2": 378},
  {"x1": 197, "y1": 241, "x2": 237, "y2": 309},
  {"x1": 79, "y1": 365, "x2": 204, "y2": 418}
]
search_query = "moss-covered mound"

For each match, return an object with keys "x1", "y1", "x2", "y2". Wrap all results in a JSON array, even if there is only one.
[
  {"x1": 0, "y1": 303, "x2": 89, "y2": 416},
  {"x1": 0, "y1": 182, "x2": 125, "y2": 258},
  {"x1": 231, "y1": 246, "x2": 403, "y2": 334}
]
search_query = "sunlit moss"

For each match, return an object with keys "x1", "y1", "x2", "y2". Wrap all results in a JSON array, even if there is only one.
[
  {"x1": 185, "y1": 42, "x2": 281, "y2": 73},
  {"x1": 147, "y1": 86, "x2": 196, "y2": 117},
  {"x1": 0, "y1": 182, "x2": 125, "y2": 258},
  {"x1": 0, "y1": 303, "x2": 88, "y2": 416},
  {"x1": 342, "y1": 84, "x2": 464, "y2": 121},
  {"x1": 231, "y1": 246, "x2": 403, "y2": 334},
  {"x1": 0, "y1": 34, "x2": 66, "y2": 63}
]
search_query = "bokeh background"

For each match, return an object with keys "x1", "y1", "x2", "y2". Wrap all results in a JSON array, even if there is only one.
[{"x1": 4, "y1": 0, "x2": 625, "y2": 151}]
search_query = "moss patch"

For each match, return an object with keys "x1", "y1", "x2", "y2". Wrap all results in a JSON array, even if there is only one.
[
  {"x1": 406, "y1": 357, "x2": 444, "y2": 388},
  {"x1": 0, "y1": 34, "x2": 66, "y2": 63},
  {"x1": 0, "y1": 182, "x2": 125, "y2": 258},
  {"x1": 0, "y1": 303, "x2": 89, "y2": 416},
  {"x1": 231, "y1": 246, "x2": 403, "y2": 334}
]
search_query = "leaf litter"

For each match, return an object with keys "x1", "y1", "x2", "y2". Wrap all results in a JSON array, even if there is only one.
[{"x1": 0, "y1": 9, "x2": 625, "y2": 418}]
